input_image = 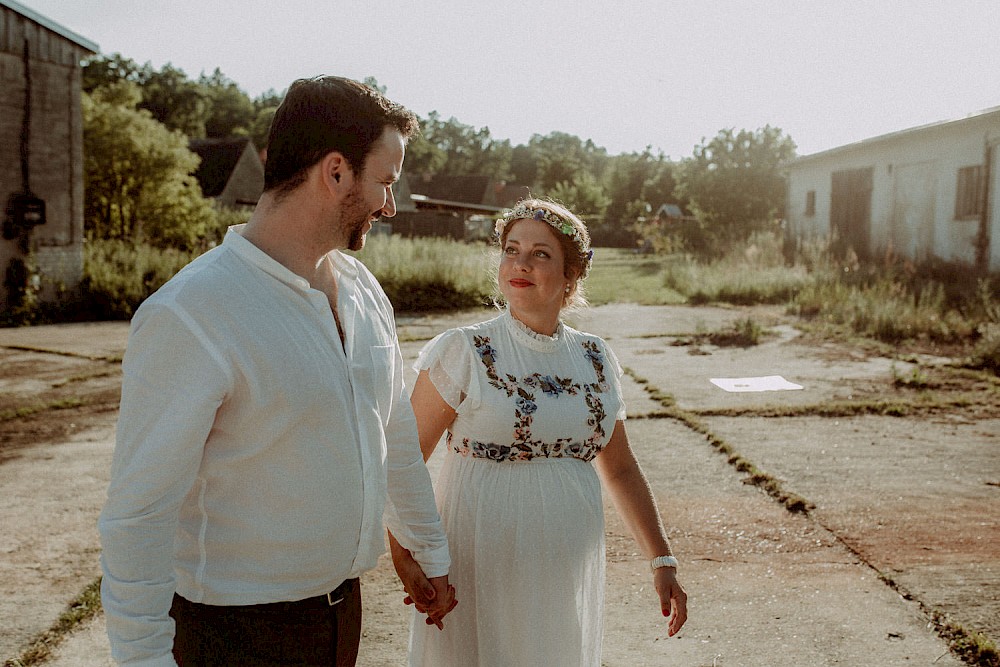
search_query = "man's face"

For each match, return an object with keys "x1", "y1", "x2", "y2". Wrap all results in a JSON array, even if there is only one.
[{"x1": 339, "y1": 127, "x2": 405, "y2": 251}]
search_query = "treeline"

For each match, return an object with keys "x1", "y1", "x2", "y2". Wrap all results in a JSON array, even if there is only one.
[{"x1": 81, "y1": 54, "x2": 797, "y2": 256}]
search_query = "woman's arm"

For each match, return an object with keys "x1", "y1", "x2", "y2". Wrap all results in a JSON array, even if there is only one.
[
  {"x1": 594, "y1": 420, "x2": 688, "y2": 636},
  {"x1": 410, "y1": 369, "x2": 459, "y2": 462}
]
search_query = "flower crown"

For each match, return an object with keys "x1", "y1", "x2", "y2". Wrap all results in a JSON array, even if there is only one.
[{"x1": 495, "y1": 204, "x2": 593, "y2": 264}]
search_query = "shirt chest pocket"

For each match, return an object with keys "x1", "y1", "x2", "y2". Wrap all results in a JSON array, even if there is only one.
[{"x1": 351, "y1": 343, "x2": 395, "y2": 424}]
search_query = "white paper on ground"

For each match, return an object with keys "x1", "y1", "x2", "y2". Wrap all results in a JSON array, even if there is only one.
[{"x1": 710, "y1": 376, "x2": 804, "y2": 392}]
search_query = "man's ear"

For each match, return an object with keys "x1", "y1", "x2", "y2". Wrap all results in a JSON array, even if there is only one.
[{"x1": 319, "y1": 151, "x2": 351, "y2": 193}]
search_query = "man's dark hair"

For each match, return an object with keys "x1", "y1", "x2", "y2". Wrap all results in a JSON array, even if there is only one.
[{"x1": 263, "y1": 76, "x2": 419, "y2": 198}]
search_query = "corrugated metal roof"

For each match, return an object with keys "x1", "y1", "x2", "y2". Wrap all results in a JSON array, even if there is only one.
[
  {"x1": 0, "y1": 0, "x2": 99, "y2": 52},
  {"x1": 793, "y1": 105, "x2": 1000, "y2": 165}
]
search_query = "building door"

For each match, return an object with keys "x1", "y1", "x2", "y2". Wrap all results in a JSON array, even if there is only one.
[
  {"x1": 891, "y1": 162, "x2": 936, "y2": 261},
  {"x1": 830, "y1": 167, "x2": 874, "y2": 260}
]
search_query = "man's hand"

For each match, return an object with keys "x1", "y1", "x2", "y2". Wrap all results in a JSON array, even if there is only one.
[{"x1": 389, "y1": 532, "x2": 457, "y2": 629}]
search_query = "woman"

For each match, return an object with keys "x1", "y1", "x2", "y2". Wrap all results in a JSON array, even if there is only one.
[{"x1": 393, "y1": 198, "x2": 687, "y2": 666}]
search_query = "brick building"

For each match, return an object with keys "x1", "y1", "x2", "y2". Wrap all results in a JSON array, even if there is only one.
[{"x1": 1, "y1": 0, "x2": 97, "y2": 313}]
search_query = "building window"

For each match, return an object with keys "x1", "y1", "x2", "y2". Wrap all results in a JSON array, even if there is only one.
[
  {"x1": 805, "y1": 190, "x2": 816, "y2": 216},
  {"x1": 955, "y1": 165, "x2": 983, "y2": 219}
]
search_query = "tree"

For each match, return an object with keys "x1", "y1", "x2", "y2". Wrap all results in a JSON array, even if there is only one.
[
  {"x1": 83, "y1": 82, "x2": 216, "y2": 250},
  {"x1": 141, "y1": 64, "x2": 208, "y2": 137},
  {"x1": 248, "y1": 89, "x2": 283, "y2": 149},
  {"x1": 677, "y1": 126, "x2": 796, "y2": 253},
  {"x1": 405, "y1": 112, "x2": 511, "y2": 179},
  {"x1": 200, "y1": 68, "x2": 255, "y2": 138},
  {"x1": 602, "y1": 149, "x2": 684, "y2": 231},
  {"x1": 546, "y1": 172, "x2": 611, "y2": 218},
  {"x1": 82, "y1": 53, "x2": 151, "y2": 93},
  {"x1": 526, "y1": 132, "x2": 609, "y2": 193}
]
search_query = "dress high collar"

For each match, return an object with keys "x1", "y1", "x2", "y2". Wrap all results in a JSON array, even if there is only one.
[{"x1": 504, "y1": 309, "x2": 564, "y2": 353}]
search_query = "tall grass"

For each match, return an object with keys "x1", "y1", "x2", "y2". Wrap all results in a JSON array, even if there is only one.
[
  {"x1": 661, "y1": 237, "x2": 810, "y2": 305},
  {"x1": 16, "y1": 233, "x2": 1000, "y2": 375},
  {"x1": 350, "y1": 234, "x2": 496, "y2": 311},
  {"x1": 652, "y1": 232, "x2": 998, "y2": 357},
  {"x1": 793, "y1": 274, "x2": 976, "y2": 344}
]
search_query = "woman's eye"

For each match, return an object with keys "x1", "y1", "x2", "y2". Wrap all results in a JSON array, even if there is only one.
[{"x1": 534, "y1": 251, "x2": 549, "y2": 259}]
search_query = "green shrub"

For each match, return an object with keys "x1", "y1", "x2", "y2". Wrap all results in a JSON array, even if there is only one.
[
  {"x1": 350, "y1": 234, "x2": 497, "y2": 312},
  {"x1": 79, "y1": 239, "x2": 200, "y2": 320}
]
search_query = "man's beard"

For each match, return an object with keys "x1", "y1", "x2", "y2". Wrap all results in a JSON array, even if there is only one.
[{"x1": 341, "y1": 185, "x2": 376, "y2": 252}]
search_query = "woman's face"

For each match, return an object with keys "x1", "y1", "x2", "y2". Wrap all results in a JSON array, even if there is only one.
[{"x1": 499, "y1": 218, "x2": 570, "y2": 317}]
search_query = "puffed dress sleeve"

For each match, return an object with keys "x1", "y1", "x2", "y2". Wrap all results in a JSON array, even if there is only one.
[
  {"x1": 413, "y1": 328, "x2": 479, "y2": 412},
  {"x1": 601, "y1": 339, "x2": 628, "y2": 422}
]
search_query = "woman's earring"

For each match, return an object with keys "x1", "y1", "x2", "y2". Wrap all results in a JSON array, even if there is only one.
[{"x1": 565, "y1": 284, "x2": 571, "y2": 294}]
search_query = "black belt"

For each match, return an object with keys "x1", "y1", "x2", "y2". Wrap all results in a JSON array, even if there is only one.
[{"x1": 247, "y1": 578, "x2": 357, "y2": 611}]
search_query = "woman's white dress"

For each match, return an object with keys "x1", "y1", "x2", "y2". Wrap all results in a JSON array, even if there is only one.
[{"x1": 408, "y1": 309, "x2": 626, "y2": 667}]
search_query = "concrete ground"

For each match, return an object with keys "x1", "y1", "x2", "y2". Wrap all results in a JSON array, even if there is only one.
[{"x1": 2, "y1": 303, "x2": 995, "y2": 666}]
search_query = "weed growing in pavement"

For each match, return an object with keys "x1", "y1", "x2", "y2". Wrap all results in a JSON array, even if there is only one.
[
  {"x1": 5, "y1": 577, "x2": 103, "y2": 667},
  {"x1": 0, "y1": 398, "x2": 84, "y2": 422},
  {"x1": 624, "y1": 367, "x2": 814, "y2": 514}
]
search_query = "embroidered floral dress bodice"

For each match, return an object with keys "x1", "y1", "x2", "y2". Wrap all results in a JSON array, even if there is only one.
[
  {"x1": 409, "y1": 310, "x2": 627, "y2": 667},
  {"x1": 417, "y1": 310, "x2": 625, "y2": 464}
]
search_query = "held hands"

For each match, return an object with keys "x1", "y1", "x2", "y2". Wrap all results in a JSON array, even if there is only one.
[
  {"x1": 389, "y1": 535, "x2": 457, "y2": 630},
  {"x1": 653, "y1": 567, "x2": 688, "y2": 637}
]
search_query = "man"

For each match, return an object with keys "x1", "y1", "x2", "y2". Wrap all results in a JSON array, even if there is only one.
[{"x1": 99, "y1": 76, "x2": 455, "y2": 666}]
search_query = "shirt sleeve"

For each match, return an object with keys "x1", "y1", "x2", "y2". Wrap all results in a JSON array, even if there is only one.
[
  {"x1": 379, "y1": 317, "x2": 451, "y2": 579},
  {"x1": 98, "y1": 301, "x2": 230, "y2": 666},
  {"x1": 412, "y1": 329, "x2": 476, "y2": 411}
]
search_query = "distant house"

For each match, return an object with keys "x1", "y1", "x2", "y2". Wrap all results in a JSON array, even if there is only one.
[
  {"x1": 393, "y1": 174, "x2": 529, "y2": 240},
  {"x1": 653, "y1": 203, "x2": 697, "y2": 222},
  {"x1": 188, "y1": 137, "x2": 264, "y2": 209},
  {"x1": 0, "y1": 0, "x2": 98, "y2": 312},
  {"x1": 785, "y1": 106, "x2": 1000, "y2": 271}
]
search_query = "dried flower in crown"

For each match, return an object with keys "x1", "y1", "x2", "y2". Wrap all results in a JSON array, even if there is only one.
[{"x1": 495, "y1": 203, "x2": 592, "y2": 263}]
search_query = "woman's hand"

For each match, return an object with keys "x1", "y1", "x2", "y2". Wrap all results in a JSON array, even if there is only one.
[
  {"x1": 389, "y1": 532, "x2": 457, "y2": 629},
  {"x1": 653, "y1": 567, "x2": 687, "y2": 636}
]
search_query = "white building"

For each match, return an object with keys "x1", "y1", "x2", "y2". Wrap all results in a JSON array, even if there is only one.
[{"x1": 785, "y1": 106, "x2": 1000, "y2": 271}]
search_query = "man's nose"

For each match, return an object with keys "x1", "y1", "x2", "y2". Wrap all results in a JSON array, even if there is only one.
[{"x1": 381, "y1": 187, "x2": 397, "y2": 218}]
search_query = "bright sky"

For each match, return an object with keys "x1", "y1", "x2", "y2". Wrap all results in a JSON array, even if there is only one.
[{"x1": 18, "y1": 0, "x2": 1000, "y2": 159}]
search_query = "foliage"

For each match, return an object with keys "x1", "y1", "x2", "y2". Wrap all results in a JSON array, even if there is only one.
[
  {"x1": 708, "y1": 317, "x2": 765, "y2": 347},
  {"x1": 82, "y1": 54, "x2": 275, "y2": 145},
  {"x1": 547, "y1": 172, "x2": 611, "y2": 218},
  {"x1": 81, "y1": 53, "x2": 150, "y2": 92},
  {"x1": 141, "y1": 63, "x2": 210, "y2": 136},
  {"x1": 350, "y1": 234, "x2": 497, "y2": 311},
  {"x1": 405, "y1": 111, "x2": 513, "y2": 179},
  {"x1": 677, "y1": 126, "x2": 796, "y2": 255},
  {"x1": 603, "y1": 149, "x2": 681, "y2": 228},
  {"x1": 1, "y1": 254, "x2": 42, "y2": 326},
  {"x1": 792, "y1": 268, "x2": 978, "y2": 345},
  {"x1": 200, "y1": 68, "x2": 256, "y2": 138},
  {"x1": 662, "y1": 232, "x2": 809, "y2": 304},
  {"x1": 83, "y1": 84, "x2": 217, "y2": 250},
  {"x1": 78, "y1": 239, "x2": 201, "y2": 320},
  {"x1": 528, "y1": 132, "x2": 609, "y2": 193}
]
